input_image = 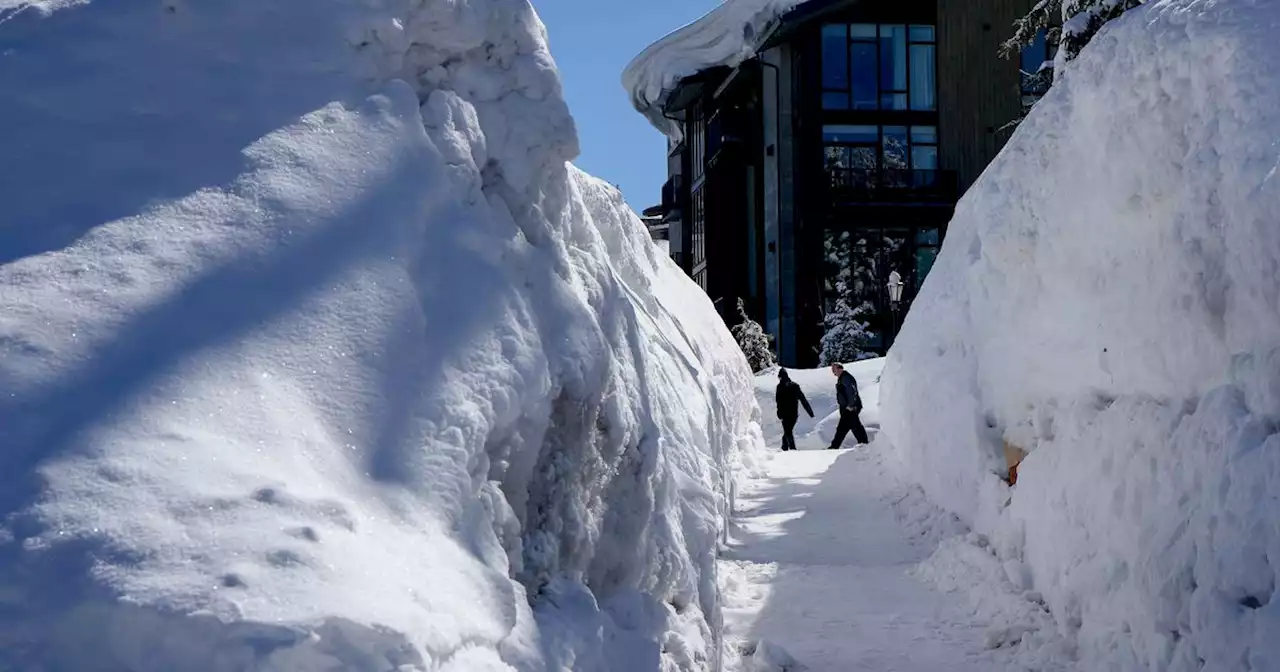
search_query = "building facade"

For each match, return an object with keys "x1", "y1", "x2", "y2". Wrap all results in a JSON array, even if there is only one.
[{"x1": 643, "y1": 0, "x2": 1049, "y2": 367}]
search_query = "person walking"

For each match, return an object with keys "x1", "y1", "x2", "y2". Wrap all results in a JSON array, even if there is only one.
[
  {"x1": 775, "y1": 369, "x2": 814, "y2": 451},
  {"x1": 828, "y1": 363, "x2": 869, "y2": 449}
]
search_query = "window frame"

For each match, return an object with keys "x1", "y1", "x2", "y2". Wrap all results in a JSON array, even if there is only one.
[
  {"x1": 691, "y1": 187, "x2": 707, "y2": 267},
  {"x1": 822, "y1": 124, "x2": 940, "y2": 174},
  {"x1": 821, "y1": 23, "x2": 938, "y2": 113}
]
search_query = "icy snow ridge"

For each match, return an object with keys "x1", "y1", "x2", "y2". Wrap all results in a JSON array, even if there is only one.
[
  {"x1": 881, "y1": 0, "x2": 1280, "y2": 669},
  {"x1": 621, "y1": 0, "x2": 805, "y2": 138},
  {"x1": 0, "y1": 0, "x2": 762, "y2": 669}
]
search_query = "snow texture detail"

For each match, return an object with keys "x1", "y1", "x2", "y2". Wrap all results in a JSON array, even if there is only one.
[
  {"x1": 0, "y1": 0, "x2": 765, "y2": 669},
  {"x1": 881, "y1": 1, "x2": 1280, "y2": 669}
]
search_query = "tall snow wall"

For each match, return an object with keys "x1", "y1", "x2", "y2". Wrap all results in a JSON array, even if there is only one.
[
  {"x1": 0, "y1": 1, "x2": 763, "y2": 669},
  {"x1": 881, "y1": 0, "x2": 1280, "y2": 668}
]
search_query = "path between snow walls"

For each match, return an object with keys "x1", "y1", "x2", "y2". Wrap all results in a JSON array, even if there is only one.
[
  {"x1": 0, "y1": 1, "x2": 764, "y2": 669},
  {"x1": 881, "y1": 1, "x2": 1280, "y2": 669},
  {"x1": 727, "y1": 363, "x2": 1072, "y2": 671}
]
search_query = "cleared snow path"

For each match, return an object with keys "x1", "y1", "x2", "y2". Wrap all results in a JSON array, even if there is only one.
[{"x1": 721, "y1": 446, "x2": 1002, "y2": 671}]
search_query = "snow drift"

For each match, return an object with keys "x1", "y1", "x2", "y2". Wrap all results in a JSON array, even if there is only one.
[
  {"x1": 881, "y1": 0, "x2": 1280, "y2": 668},
  {"x1": 0, "y1": 0, "x2": 762, "y2": 669},
  {"x1": 621, "y1": 0, "x2": 803, "y2": 138}
]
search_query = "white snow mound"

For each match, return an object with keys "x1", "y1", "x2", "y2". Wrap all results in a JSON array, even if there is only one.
[
  {"x1": 881, "y1": 1, "x2": 1280, "y2": 669},
  {"x1": 0, "y1": 0, "x2": 763, "y2": 669}
]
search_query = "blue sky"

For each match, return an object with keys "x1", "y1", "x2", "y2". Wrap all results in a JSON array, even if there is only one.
[{"x1": 536, "y1": 0, "x2": 719, "y2": 210}]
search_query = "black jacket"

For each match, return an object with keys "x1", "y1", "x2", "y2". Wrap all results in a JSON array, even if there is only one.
[
  {"x1": 836, "y1": 371, "x2": 862, "y2": 412},
  {"x1": 776, "y1": 374, "x2": 814, "y2": 421}
]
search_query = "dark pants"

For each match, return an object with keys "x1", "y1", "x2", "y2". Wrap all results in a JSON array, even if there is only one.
[
  {"x1": 780, "y1": 417, "x2": 797, "y2": 451},
  {"x1": 830, "y1": 408, "x2": 869, "y2": 449}
]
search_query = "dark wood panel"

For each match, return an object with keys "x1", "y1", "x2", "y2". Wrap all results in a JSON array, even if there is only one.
[{"x1": 937, "y1": 0, "x2": 1029, "y2": 191}]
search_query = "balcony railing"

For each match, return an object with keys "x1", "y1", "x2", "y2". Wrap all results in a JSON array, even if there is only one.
[{"x1": 826, "y1": 168, "x2": 958, "y2": 203}]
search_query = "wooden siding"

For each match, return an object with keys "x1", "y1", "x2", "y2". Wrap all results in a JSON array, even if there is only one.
[{"x1": 937, "y1": 0, "x2": 1029, "y2": 191}]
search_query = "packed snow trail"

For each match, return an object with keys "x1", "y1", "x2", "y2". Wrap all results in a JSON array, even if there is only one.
[
  {"x1": 721, "y1": 361, "x2": 1046, "y2": 670},
  {"x1": 721, "y1": 448, "x2": 1001, "y2": 671}
]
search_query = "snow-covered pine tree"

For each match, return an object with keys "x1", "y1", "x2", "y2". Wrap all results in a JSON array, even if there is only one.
[
  {"x1": 731, "y1": 298, "x2": 776, "y2": 373},
  {"x1": 1000, "y1": 0, "x2": 1143, "y2": 127},
  {"x1": 1002, "y1": 0, "x2": 1145, "y2": 78},
  {"x1": 818, "y1": 280, "x2": 873, "y2": 367}
]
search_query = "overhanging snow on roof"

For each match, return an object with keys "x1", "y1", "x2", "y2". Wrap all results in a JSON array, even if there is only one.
[
  {"x1": 621, "y1": 0, "x2": 859, "y2": 138},
  {"x1": 621, "y1": 0, "x2": 806, "y2": 139}
]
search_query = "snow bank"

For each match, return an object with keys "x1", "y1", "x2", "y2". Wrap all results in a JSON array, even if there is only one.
[
  {"x1": 0, "y1": 0, "x2": 763, "y2": 668},
  {"x1": 881, "y1": 0, "x2": 1280, "y2": 668},
  {"x1": 621, "y1": 0, "x2": 804, "y2": 138},
  {"x1": 752, "y1": 360, "x2": 884, "y2": 450}
]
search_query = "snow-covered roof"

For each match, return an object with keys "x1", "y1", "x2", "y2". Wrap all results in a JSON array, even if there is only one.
[{"x1": 622, "y1": 0, "x2": 812, "y2": 138}]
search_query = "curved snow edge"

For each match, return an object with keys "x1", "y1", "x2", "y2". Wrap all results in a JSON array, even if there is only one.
[{"x1": 621, "y1": 0, "x2": 805, "y2": 138}]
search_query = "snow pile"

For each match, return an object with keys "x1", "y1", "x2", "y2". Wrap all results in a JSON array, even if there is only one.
[
  {"x1": 621, "y1": 0, "x2": 804, "y2": 138},
  {"x1": 753, "y1": 360, "x2": 884, "y2": 451},
  {"x1": 881, "y1": 0, "x2": 1280, "y2": 668},
  {"x1": 0, "y1": 0, "x2": 763, "y2": 669}
]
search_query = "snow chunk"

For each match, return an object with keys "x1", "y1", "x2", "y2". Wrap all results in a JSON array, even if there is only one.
[
  {"x1": 882, "y1": 0, "x2": 1280, "y2": 668},
  {"x1": 0, "y1": 0, "x2": 763, "y2": 668}
]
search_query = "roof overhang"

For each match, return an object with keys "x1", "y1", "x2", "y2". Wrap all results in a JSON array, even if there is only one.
[
  {"x1": 662, "y1": 65, "x2": 734, "y2": 118},
  {"x1": 759, "y1": 0, "x2": 862, "y2": 51},
  {"x1": 713, "y1": 59, "x2": 761, "y2": 100},
  {"x1": 623, "y1": 0, "x2": 863, "y2": 138}
]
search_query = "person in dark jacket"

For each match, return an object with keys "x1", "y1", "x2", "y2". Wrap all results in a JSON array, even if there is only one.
[
  {"x1": 828, "y1": 363, "x2": 869, "y2": 449},
  {"x1": 775, "y1": 369, "x2": 814, "y2": 451}
]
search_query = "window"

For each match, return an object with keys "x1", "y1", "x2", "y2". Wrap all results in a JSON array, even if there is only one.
[
  {"x1": 688, "y1": 102, "x2": 707, "y2": 182},
  {"x1": 914, "y1": 227, "x2": 940, "y2": 290},
  {"x1": 823, "y1": 124, "x2": 939, "y2": 188},
  {"x1": 822, "y1": 23, "x2": 937, "y2": 112},
  {"x1": 691, "y1": 187, "x2": 707, "y2": 267},
  {"x1": 1020, "y1": 29, "x2": 1057, "y2": 108},
  {"x1": 909, "y1": 125, "x2": 938, "y2": 170},
  {"x1": 821, "y1": 227, "x2": 913, "y2": 351}
]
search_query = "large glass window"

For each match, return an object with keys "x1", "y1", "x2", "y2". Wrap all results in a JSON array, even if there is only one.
[
  {"x1": 824, "y1": 124, "x2": 941, "y2": 195},
  {"x1": 822, "y1": 23, "x2": 937, "y2": 112},
  {"x1": 821, "y1": 227, "x2": 914, "y2": 351},
  {"x1": 824, "y1": 124, "x2": 938, "y2": 178}
]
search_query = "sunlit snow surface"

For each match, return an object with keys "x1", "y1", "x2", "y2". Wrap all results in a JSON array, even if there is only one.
[
  {"x1": 0, "y1": 0, "x2": 764, "y2": 668},
  {"x1": 881, "y1": 1, "x2": 1280, "y2": 668}
]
